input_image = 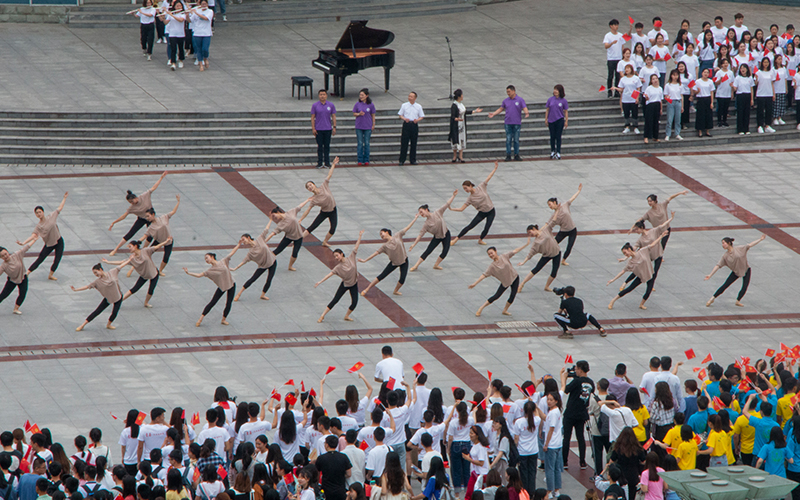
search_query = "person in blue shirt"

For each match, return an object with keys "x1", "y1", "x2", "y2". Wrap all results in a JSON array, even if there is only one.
[
  {"x1": 756, "y1": 427, "x2": 792, "y2": 477},
  {"x1": 743, "y1": 394, "x2": 781, "y2": 457},
  {"x1": 683, "y1": 380, "x2": 699, "y2": 421},
  {"x1": 719, "y1": 393, "x2": 740, "y2": 422},
  {"x1": 419, "y1": 456, "x2": 448, "y2": 500},
  {"x1": 18, "y1": 458, "x2": 47, "y2": 500},
  {"x1": 785, "y1": 415, "x2": 800, "y2": 493},
  {"x1": 704, "y1": 363, "x2": 724, "y2": 400},
  {"x1": 687, "y1": 396, "x2": 718, "y2": 436}
]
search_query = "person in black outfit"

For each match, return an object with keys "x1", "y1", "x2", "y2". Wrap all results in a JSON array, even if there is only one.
[
  {"x1": 553, "y1": 286, "x2": 606, "y2": 339},
  {"x1": 398, "y1": 92, "x2": 424, "y2": 166},
  {"x1": 314, "y1": 436, "x2": 352, "y2": 500},
  {"x1": 560, "y1": 359, "x2": 595, "y2": 471}
]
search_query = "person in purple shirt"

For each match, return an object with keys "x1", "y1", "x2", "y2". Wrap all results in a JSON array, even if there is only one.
[
  {"x1": 488, "y1": 85, "x2": 529, "y2": 161},
  {"x1": 312, "y1": 90, "x2": 337, "y2": 169},
  {"x1": 353, "y1": 88, "x2": 376, "y2": 165},
  {"x1": 545, "y1": 85, "x2": 569, "y2": 160}
]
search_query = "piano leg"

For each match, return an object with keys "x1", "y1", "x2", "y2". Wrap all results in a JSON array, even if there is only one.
[
  {"x1": 384, "y1": 67, "x2": 391, "y2": 91},
  {"x1": 340, "y1": 76, "x2": 346, "y2": 99},
  {"x1": 323, "y1": 73, "x2": 330, "y2": 92}
]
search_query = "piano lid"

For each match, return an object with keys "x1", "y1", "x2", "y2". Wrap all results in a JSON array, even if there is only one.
[{"x1": 334, "y1": 20, "x2": 395, "y2": 52}]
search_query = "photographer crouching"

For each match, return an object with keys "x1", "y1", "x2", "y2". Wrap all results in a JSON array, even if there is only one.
[{"x1": 553, "y1": 285, "x2": 606, "y2": 339}]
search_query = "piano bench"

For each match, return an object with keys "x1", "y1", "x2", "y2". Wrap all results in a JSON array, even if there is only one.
[{"x1": 291, "y1": 76, "x2": 314, "y2": 100}]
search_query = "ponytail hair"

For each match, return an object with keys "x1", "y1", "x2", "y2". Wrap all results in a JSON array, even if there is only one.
[
  {"x1": 126, "y1": 190, "x2": 137, "y2": 202},
  {"x1": 722, "y1": 237, "x2": 735, "y2": 245},
  {"x1": 360, "y1": 88, "x2": 372, "y2": 105}
]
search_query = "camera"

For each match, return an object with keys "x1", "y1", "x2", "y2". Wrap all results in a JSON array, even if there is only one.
[
  {"x1": 566, "y1": 365, "x2": 577, "y2": 377},
  {"x1": 552, "y1": 287, "x2": 567, "y2": 296}
]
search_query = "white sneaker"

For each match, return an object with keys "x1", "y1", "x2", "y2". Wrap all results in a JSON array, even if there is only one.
[
  {"x1": 796, "y1": 124, "x2": 800, "y2": 131},
  {"x1": 778, "y1": 118, "x2": 786, "y2": 125},
  {"x1": 676, "y1": 135, "x2": 684, "y2": 140},
  {"x1": 766, "y1": 126, "x2": 776, "y2": 133},
  {"x1": 170, "y1": 63, "x2": 176, "y2": 71},
  {"x1": 664, "y1": 135, "x2": 670, "y2": 141},
  {"x1": 739, "y1": 132, "x2": 745, "y2": 135},
  {"x1": 758, "y1": 126, "x2": 764, "y2": 134},
  {"x1": 634, "y1": 128, "x2": 641, "y2": 134},
  {"x1": 146, "y1": 55, "x2": 151, "y2": 61},
  {"x1": 178, "y1": 61, "x2": 184, "y2": 68},
  {"x1": 156, "y1": 38, "x2": 161, "y2": 44},
  {"x1": 194, "y1": 59, "x2": 199, "y2": 65},
  {"x1": 223, "y1": 15, "x2": 227, "y2": 20},
  {"x1": 167, "y1": 60, "x2": 171, "y2": 66},
  {"x1": 773, "y1": 119, "x2": 780, "y2": 126},
  {"x1": 622, "y1": 128, "x2": 630, "y2": 134}
]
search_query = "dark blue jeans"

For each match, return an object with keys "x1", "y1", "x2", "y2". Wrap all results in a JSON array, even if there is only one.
[
  {"x1": 504, "y1": 124, "x2": 521, "y2": 156},
  {"x1": 450, "y1": 441, "x2": 471, "y2": 488},
  {"x1": 315, "y1": 129, "x2": 332, "y2": 166}
]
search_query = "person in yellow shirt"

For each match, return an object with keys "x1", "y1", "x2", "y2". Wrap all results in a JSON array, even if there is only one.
[
  {"x1": 777, "y1": 378, "x2": 796, "y2": 428},
  {"x1": 733, "y1": 410, "x2": 761, "y2": 466},
  {"x1": 675, "y1": 425, "x2": 698, "y2": 470},
  {"x1": 698, "y1": 414, "x2": 729, "y2": 467},
  {"x1": 655, "y1": 413, "x2": 686, "y2": 458},
  {"x1": 626, "y1": 387, "x2": 650, "y2": 443},
  {"x1": 719, "y1": 411, "x2": 736, "y2": 465}
]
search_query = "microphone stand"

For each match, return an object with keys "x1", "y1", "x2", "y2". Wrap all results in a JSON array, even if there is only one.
[{"x1": 438, "y1": 36, "x2": 454, "y2": 101}]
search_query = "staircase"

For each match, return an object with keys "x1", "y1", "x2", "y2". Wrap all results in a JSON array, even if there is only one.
[
  {"x1": 0, "y1": 100, "x2": 795, "y2": 164},
  {"x1": 67, "y1": 0, "x2": 475, "y2": 28}
]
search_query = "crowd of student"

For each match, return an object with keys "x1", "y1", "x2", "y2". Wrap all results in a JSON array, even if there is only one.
[
  {"x1": 603, "y1": 12, "x2": 800, "y2": 141},
  {"x1": 2, "y1": 345, "x2": 799, "y2": 500}
]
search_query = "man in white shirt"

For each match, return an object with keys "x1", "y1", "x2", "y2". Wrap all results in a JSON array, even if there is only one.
[
  {"x1": 655, "y1": 356, "x2": 685, "y2": 412},
  {"x1": 234, "y1": 402, "x2": 273, "y2": 451},
  {"x1": 375, "y1": 345, "x2": 405, "y2": 388},
  {"x1": 604, "y1": 19, "x2": 627, "y2": 98},
  {"x1": 397, "y1": 93, "x2": 424, "y2": 166},
  {"x1": 365, "y1": 427, "x2": 391, "y2": 481},
  {"x1": 408, "y1": 410, "x2": 446, "y2": 459},
  {"x1": 599, "y1": 396, "x2": 637, "y2": 443},
  {"x1": 137, "y1": 408, "x2": 170, "y2": 463},
  {"x1": 335, "y1": 400, "x2": 360, "y2": 433},
  {"x1": 197, "y1": 408, "x2": 231, "y2": 459},
  {"x1": 408, "y1": 373, "x2": 431, "y2": 431},
  {"x1": 381, "y1": 390, "x2": 411, "y2": 473},
  {"x1": 631, "y1": 22, "x2": 651, "y2": 52},
  {"x1": 730, "y1": 13, "x2": 748, "y2": 40},
  {"x1": 418, "y1": 433, "x2": 442, "y2": 474},
  {"x1": 639, "y1": 356, "x2": 661, "y2": 405},
  {"x1": 356, "y1": 408, "x2": 395, "y2": 459},
  {"x1": 711, "y1": 16, "x2": 728, "y2": 45},
  {"x1": 341, "y1": 430, "x2": 365, "y2": 487},
  {"x1": 647, "y1": 17, "x2": 669, "y2": 45}
]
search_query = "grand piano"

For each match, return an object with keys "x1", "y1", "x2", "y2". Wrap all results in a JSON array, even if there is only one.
[{"x1": 312, "y1": 21, "x2": 395, "y2": 98}]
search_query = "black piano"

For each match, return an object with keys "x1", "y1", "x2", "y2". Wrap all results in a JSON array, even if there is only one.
[{"x1": 312, "y1": 20, "x2": 395, "y2": 98}]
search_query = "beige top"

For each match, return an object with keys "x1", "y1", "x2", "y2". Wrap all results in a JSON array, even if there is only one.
[
  {"x1": 310, "y1": 179, "x2": 336, "y2": 212},
  {"x1": 89, "y1": 266, "x2": 123, "y2": 303},
  {"x1": 624, "y1": 249, "x2": 654, "y2": 282},
  {"x1": 483, "y1": 251, "x2": 519, "y2": 288},
  {"x1": 466, "y1": 181, "x2": 493, "y2": 212},
  {"x1": 0, "y1": 244, "x2": 31, "y2": 284},
  {"x1": 244, "y1": 228, "x2": 277, "y2": 269},
  {"x1": 419, "y1": 204, "x2": 448, "y2": 239},
  {"x1": 548, "y1": 200, "x2": 575, "y2": 232},
  {"x1": 717, "y1": 245, "x2": 750, "y2": 277},
  {"x1": 144, "y1": 214, "x2": 172, "y2": 243},
  {"x1": 634, "y1": 225, "x2": 667, "y2": 261},
  {"x1": 527, "y1": 222, "x2": 560, "y2": 259},
  {"x1": 34, "y1": 211, "x2": 62, "y2": 247},
  {"x1": 332, "y1": 249, "x2": 359, "y2": 287},
  {"x1": 130, "y1": 247, "x2": 159, "y2": 280},
  {"x1": 378, "y1": 228, "x2": 408, "y2": 266},
  {"x1": 202, "y1": 256, "x2": 235, "y2": 291},
  {"x1": 275, "y1": 206, "x2": 303, "y2": 241},
  {"x1": 125, "y1": 188, "x2": 154, "y2": 218},
  {"x1": 642, "y1": 201, "x2": 670, "y2": 228}
]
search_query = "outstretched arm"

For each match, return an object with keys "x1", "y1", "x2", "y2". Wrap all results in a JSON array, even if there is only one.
[
  {"x1": 151, "y1": 237, "x2": 173, "y2": 251},
  {"x1": 358, "y1": 250, "x2": 381, "y2": 263},
  {"x1": 667, "y1": 190, "x2": 689, "y2": 202},
  {"x1": 705, "y1": 264, "x2": 721, "y2": 280},
  {"x1": 511, "y1": 237, "x2": 531, "y2": 255},
  {"x1": 402, "y1": 214, "x2": 420, "y2": 234},
  {"x1": 225, "y1": 243, "x2": 241, "y2": 261},
  {"x1": 468, "y1": 274, "x2": 487, "y2": 289},
  {"x1": 167, "y1": 195, "x2": 181, "y2": 217},
  {"x1": 57, "y1": 192, "x2": 69, "y2": 213},
  {"x1": 109, "y1": 212, "x2": 130, "y2": 230},
  {"x1": 353, "y1": 229, "x2": 365, "y2": 253},
  {"x1": 358, "y1": 371, "x2": 373, "y2": 399},
  {"x1": 314, "y1": 271, "x2": 335, "y2": 288},
  {"x1": 70, "y1": 284, "x2": 91, "y2": 292},
  {"x1": 17, "y1": 233, "x2": 40, "y2": 247},
  {"x1": 299, "y1": 203, "x2": 314, "y2": 223},
  {"x1": 326, "y1": 156, "x2": 339, "y2": 181},
  {"x1": 747, "y1": 234, "x2": 767, "y2": 248},
  {"x1": 183, "y1": 268, "x2": 204, "y2": 278},
  {"x1": 484, "y1": 161, "x2": 499, "y2": 184},
  {"x1": 487, "y1": 107, "x2": 504, "y2": 119},
  {"x1": 656, "y1": 211, "x2": 675, "y2": 231},
  {"x1": 568, "y1": 183, "x2": 583, "y2": 203},
  {"x1": 445, "y1": 189, "x2": 458, "y2": 207},
  {"x1": 449, "y1": 202, "x2": 468, "y2": 212},
  {"x1": 150, "y1": 171, "x2": 168, "y2": 192},
  {"x1": 607, "y1": 269, "x2": 627, "y2": 285}
]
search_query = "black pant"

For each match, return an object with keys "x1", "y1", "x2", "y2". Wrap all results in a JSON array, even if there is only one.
[
  {"x1": 796, "y1": 99, "x2": 800, "y2": 125},
  {"x1": 619, "y1": 276, "x2": 655, "y2": 300},
  {"x1": 756, "y1": 96, "x2": 773, "y2": 127},
  {"x1": 184, "y1": 26, "x2": 194, "y2": 52},
  {"x1": 129, "y1": 275, "x2": 159, "y2": 297},
  {"x1": 169, "y1": 36, "x2": 185, "y2": 63},
  {"x1": 627, "y1": 257, "x2": 662, "y2": 285},
  {"x1": 695, "y1": 96, "x2": 713, "y2": 131},
  {"x1": 592, "y1": 435, "x2": 610, "y2": 474},
  {"x1": 376, "y1": 258, "x2": 409, "y2": 284},
  {"x1": 487, "y1": 276, "x2": 519, "y2": 304},
  {"x1": 140, "y1": 23, "x2": 155, "y2": 54},
  {"x1": 86, "y1": 298, "x2": 121, "y2": 323},
  {"x1": 530, "y1": 252, "x2": 561, "y2": 278},
  {"x1": 399, "y1": 121, "x2": 419, "y2": 164},
  {"x1": 717, "y1": 97, "x2": 731, "y2": 124},
  {"x1": 787, "y1": 470, "x2": 800, "y2": 500},
  {"x1": 548, "y1": 118, "x2": 565, "y2": 154},
  {"x1": 554, "y1": 312, "x2": 601, "y2": 332},
  {"x1": 740, "y1": 453, "x2": 754, "y2": 467},
  {"x1": 328, "y1": 282, "x2": 359, "y2": 311},
  {"x1": 661, "y1": 227, "x2": 671, "y2": 250},
  {"x1": 274, "y1": 237, "x2": 303, "y2": 258},
  {"x1": 623, "y1": 102, "x2": 639, "y2": 127},
  {"x1": 203, "y1": 286, "x2": 235, "y2": 317},
  {"x1": 123, "y1": 217, "x2": 151, "y2": 242},
  {"x1": 714, "y1": 268, "x2": 751, "y2": 300},
  {"x1": 420, "y1": 230, "x2": 451, "y2": 260},
  {"x1": 555, "y1": 228, "x2": 577, "y2": 261},
  {"x1": 562, "y1": 415, "x2": 587, "y2": 466},
  {"x1": 457, "y1": 208, "x2": 495, "y2": 240},
  {"x1": 315, "y1": 130, "x2": 332, "y2": 166},
  {"x1": 736, "y1": 93, "x2": 752, "y2": 133},
  {"x1": 681, "y1": 94, "x2": 691, "y2": 126},
  {"x1": 0, "y1": 277, "x2": 28, "y2": 307},
  {"x1": 644, "y1": 102, "x2": 661, "y2": 139},
  {"x1": 606, "y1": 60, "x2": 621, "y2": 93},
  {"x1": 243, "y1": 263, "x2": 276, "y2": 293},
  {"x1": 306, "y1": 207, "x2": 338, "y2": 235},
  {"x1": 152, "y1": 239, "x2": 173, "y2": 265},
  {"x1": 28, "y1": 237, "x2": 64, "y2": 273}
]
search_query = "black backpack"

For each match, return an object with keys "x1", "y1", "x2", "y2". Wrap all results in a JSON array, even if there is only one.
[{"x1": 81, "y1": 483, "x2": 102, "y2": 497}]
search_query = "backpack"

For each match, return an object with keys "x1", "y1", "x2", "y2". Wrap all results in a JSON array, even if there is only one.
[
  {"x1": 81, "y1": 483, "x2": 102, "y2": 497},
  {"x1": 505, "y1": 436, "x2": 520, "y2": 468},
  {"x1": 597, "y1": 410, "x2": 610, "y2": 437},
  {"x1": 181, "y1": 467, "x2": 194, "y2": 497},
  {"x1": 1, "y1": 480, "x2": 18, "y2": 500}
]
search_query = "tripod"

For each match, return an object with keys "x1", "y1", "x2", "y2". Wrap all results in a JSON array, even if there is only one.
[{"x1": 438, "y1": 36, "x2": 455, "y2": 101}]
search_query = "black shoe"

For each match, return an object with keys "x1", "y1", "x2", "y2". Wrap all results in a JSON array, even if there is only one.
[
  {"x1": 398, "y1": 162, "x2": 405, "y2": 166},
  {"x1": 504, "y1": 155, "x2": 512, "y2": 161},
  {"x1": 410, "y1": 161, "x2": 418, "y2": 165},
  {"x1": 315, "y1": 164, "x2": 324, "y2": 169},
  {"x1": 607, "y1": 91, "x2": 613, "y2": 98},
  {"x1": 614, "y1": 91, "x2": 620, "y2": 98},
  {"x1": 452, "y1": 159, "x2": 458, "y2": 163},
  {"x1": 514, "y1": 155, "x2": 522, "y2": 161},
  {"x1": 324, "y1": 164, "x2": 331, "y2": 168}
]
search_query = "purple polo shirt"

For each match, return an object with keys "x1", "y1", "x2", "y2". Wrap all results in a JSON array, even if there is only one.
[
  {"x1": 311, "y1": 101, "x2": 336, "y2": 131},
  {"x1": 501, "y1": 95, "x2": 527, "y2": 125},
  {"x1": 352, "y1": 101, "x2": 376, "y2": 130},
  {"x1": 545, "y1": 96, "x2": 568, "y2": 123}
]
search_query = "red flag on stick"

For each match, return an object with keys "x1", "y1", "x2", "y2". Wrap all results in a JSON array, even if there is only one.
[
  {"x1": 412, "y1": 363, "x2": 424, "y2": 375},
  {"x1": 701, "y1": 353, "x2": 713, "y2": 363},
  {"x1": 326, "y1": 366, "x2": 336, "y2": 375},
  {"x1": 685, "y1": 349, "x2": 696, "y2": 360},
  {"x1": 348, "y1": 362, "x2": 364, "y2": 373}
]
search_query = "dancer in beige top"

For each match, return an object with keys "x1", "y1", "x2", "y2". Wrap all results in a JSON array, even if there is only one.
[
  {"x1": 183, "y1": 244, "x2": 240, "y2": 327},
  {"x1": 468, "y1": 239, "x2": 529, "y2": 317},
  {"x1": 547, "y1": 183, "x2": 582, "y2": 265},
  {"x1": 300, "y1": 156, "x2": 340, "y2": 248},
  {"x1": 408, "y1": 190, "x2": 458, "y2": 272},
  {"x1": 619, "y1": 212, "x2": 674, "y2": 291},
  {"x1": 631, "y1": 190, "x2": 688, "y2": 250},
  {"x1": 138, "y1": 194, "x2": 180, "y2": 276},
  {"x1": 103, "y1": 238, "x2": 172, "y2": 308},
  {"x1": 231, "y1": 221, "x2": 277, "y2": 302},
  {"x1": 450, "y1": 161, "x2": 498, "y2": 246},
  {"x1": 17, "y1": 192, "x2": 68, "y2": 281},
  {"x1": 265, "y1": 199, "x2": 312, "y2": 271},
  {"x1": 71, "y1": 263, "x2": 127, "y2": 331},
  {"x1": 108, "y1": 171, "x2": 168, "y2": 256},
  {"x1": 704, "y1": 235, "x2": 766, "y2": 307},
  {"x1": 315, "y1": 230, "x2": 365, "y2": 323},
  {"x1": 607, "y1": 232, "x2": 668, "y2": 310},
  {"x1": 0, "y1": 242, "x2": 35, "y2": 315},
  {"x1": 516, "y1": 220, "x2": 561, "y2": 292},
  {"x1": 359, "y1": 215, "x2": 419, "y2": 297}
]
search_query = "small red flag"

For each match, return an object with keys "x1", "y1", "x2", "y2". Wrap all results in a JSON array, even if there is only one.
[
  {"x1": 763, "y1": 388, "x2": 774, "y2": 396},
  {"x1": 781, "y1": 342, "x2": 790, "y2": 352},
  {"x1": 301, "y1": 381, "x2": 305, "y2": 392},
  {"x1": 28, "y1": 424, "x2": 40, "y2": 435},
  {"x1": 749, "y1": 54, "x2": 754, "y2": 61},
  {"x1": 665, "y1": 96, "x2": 673, "y2": 103},
  {"x1": 666, "y1": 447, "x2": 675, "y2": 453},
  {"x1": 643, "y1": 437, "x2": 654, "y2": 450},
  {"x1": 599, "y1": 86, "x2": 607, "y2": 92},
  {"x1": 654, "y1": 20, "x2": 662, "y2": 28},
  {"x1": 325, "y1": 366, "x2": 336, "y2": 375},
  {"x1": 641, "y1": 387, "x2": 649, "y2": 396},
  {"x1": 623, "y1": 34, "x2": 632, "y2": 42},
  {"x1": 565, "y1": 354, "x2": 573, "y2": 364},
  {"x1": 677, "y1": 44, "x2": 684, "y2": 51},
  {"x1": 701, "y1": 353, "x2": 713, "y2": 363},
  {"x1": 685, "y1": 349, "x2": 696, "y2": 360},
  {"x1": 792, "y1": 394, "x2": 800, "y2": 405},
  {"x1": 631, "y1": 90, "x2": 641, "y2": 99},
  {"x1": 654, "y1": 52, "x2": 662, "y2": 61},
  {"x1": 467, "y1": 400, "x2": 478, "y2": 406},
  {"x1": 716, "y1": 75, "x2": 729, "y2": 84},
  {"x1": 766, "y1": 348, "x2": 776, "y2": 357},
  {"x1": 309, "y1": 388, "x2": 317, "y2": 397},
  {"x1": 285, "y1": 394, "x2": 298, "y2": 406},
  {"x1": 698, "y1": 369, "x2": 707, "y2": 380},
  {"x1": 135, "y1": 412, "x2": 147, "y2": 425},
  {"x1": 694, "y1": 434, "x2": 702, "y2": 444},
  {"x1": 191, "y1": 412, "x2": 200, "y2": 425},
  {"x1": 284, "y1": 472, "x2": 294, "y2": 485},
  {"x1": 792, "y1": 345, "x2": 800, "y2": 355},
  {"x1": 712, "y1": 396, "x2": 724, "y2": 411},
  {"x1": 502, "y1": 404, "x2": 511, "y2": 413},
  {"x1": 664, "y1": 53, "x2": 671, "y2": 62},
  {"x1": 285, "y1": 379, "x2": 295, "y2": 386},
  {"x1": 738, "y1": 380, "x2": 749, "y2": 391},
  {"x1": 525, "y1": 385, "x2": 536, "y2": 397},
  {"x1": 386, "y1": 377, "x2": 396, "y2": 390},
  {"x1": 359, "y1": 440, "x2": 369, "y2": 450},
  {"x1": 181, "y1": 409, "x2": 185, "y2": 419},
  {"x1": 24, "y1": 420, "x2": 31, "y2": 432},
  {"x1": 218, "y1": 401, "x2": 230, "y2": 410},
  {"x1": 628, "y1": 16, "x2": 634, "y2": 24},
  {"x1": 479, "y1": 399, "x2": 487, "y2": 410},
  {"x1": 687, "y1": 80, "x2": 696, "y2": 89},
  {"x1": 776, "y1": 353, "x2": 787, "y2": 363},
  {"x1": 270, "y1": 389, "x2": 282, "y2": 402},
  {"x1": 487, "y1": 370, "x2": 493, "y2": 381},
  {"x1": 528, "y1": 352, "x2": 533, "y2": 361},
  {"x1": 515, "y1": 383, "x2": 525, "y2": 395},
  {"x1": 790, "y1": 70, "x2": 797, "y2": 77},
  {"x1": 217, "y1": 465, "x2": 227, "y2": 480},
  {"x1": 193, "y1": 467, "x2": 201, "y2": 482},
  {"x1": 373, "y1": 397, "x2": 383, "y2": 406},
  {"x1": 451, "y1": 386, "x2": 460, "y2": 393},
  {"x1": 777, "y1": 74, "x2": 781, "y2": 81},
  {"x1": 412, "y1": 363, "x2": 424, "y2": 375},
  {"x1": 693, "y1": 367, "x2": 701, "y2": 372},
  {"x1": 347, "y1": 362, "x2": 364, "y2": 373},
  {"x1": 110, "y1": 413, "x2": 118, "y2": 420}
]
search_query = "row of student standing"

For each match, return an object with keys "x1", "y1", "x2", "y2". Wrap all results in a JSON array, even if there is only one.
[{"x1": 131, "y1": 0, "x2": 214, "y2": 70}]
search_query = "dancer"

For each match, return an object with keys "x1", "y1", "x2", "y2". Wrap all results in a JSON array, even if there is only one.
[
  {"x1": 620, "y1": 212, "x2": 675, "y2": 292},
  {"x1": 315, "y1": 230, "x2": 364, "y2": 323},
  {"x1": 704, "y1": 235, "x2": 766, "y2": 307},
  {"x1": 17, "y1": 191, "x2": 68, "y2": 281},
  {"x1": 516, "y1": 220, "x2": 560, "y2": 292},
  {"x1": 138, "y1": 194, "x2": 179, "y2": 276},
  {"x1": 103, "y1": 238, "x2": 172, "y2": 308},
  {"x1": 0, "y1": 241, "x2": 34, "y2": 315},
  {"x1": 632, "y1": 190, "x2": 688, "y2": 249},
  {"x1": 547, "y1": 183, "x2": 582, "y2": 265},
  {"x1": 607, "y1": 232, "x2": 668, "y2": 310},
  {"x1": 108, "y1": 171, "x2": 168, "y2": 255},
  {"x1": 71, "y1": 263, "x2": 127, "y2": 331},
  {"x1": 359, "y1": 215, "x2": 419, "y2": 296},
  {"x1": 468, "y1": 239, "x2": 529, "y2": 317},
  {"x1": 231, "y1": 222, "x2": 277, "y2": 302},
  {"x1": 265, "y1": 200, "x2": 312, "y2": 271},
  {"x1": 183, "y1": 244, "x2": 240, "y2": 327},
  {"x1": 300, "y1": 156, "x2": 339, "y2": 247},
  {"x1": 408, "y1": 190, "x2": 458, "y2": 272},
  {"x1": 450, "y1": 161, "x2": 498, "y2": 246}
]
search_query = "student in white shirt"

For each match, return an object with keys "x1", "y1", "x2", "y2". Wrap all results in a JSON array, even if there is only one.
[
  {"x1": 639, "y1": 54, "x2": 660, "y2": 95},
  {"x1": 754, "y1": 58, "x2": 777, "y2": 133},
  {"x1": 345, "y1": 371, "x2": 373, "y2": 426},
  {"x1": 364, "y1": 427, "x2": 391, "y2": 481},
  {"x1": 630, "y1": 23, "x2": 651, "y2": 52},
  {"x1": 671, "y1": 30, "x2": 690, "y2": 61},
  {"x1": 188, "y1": 0, "x2": 213, "y2": 71},
  {"x1": 710, "y1": 16, "x2": 728, "y2": 46},
  {"x1": 462, "y1": 426, "x2": 490, "y2": 500},
  {"x1": 198, "y1": 408, "x2": 232, "y2": 460},
  {"x1": 697, "y1": 30, "x2": 717, "y2": 74},
  {"x1": 374, "y1": 345, "x2": 405, "y2": 388},
  {"x1": 272, "y1": 405, "x2": 308, "y2": 462},
  {"x1": 604, "y1": 19, "x2": 627, "y2": 98},
  {"x1": 680, "y1": 44, "x2": 700, "y2": 80},
  {"x1": 680, "y1": 19, "x2": 694, "y2": 49},
  {"x1": 692, "y1": 68, "x2": 716, "y2": 137},
  {"x1": 731, "y1": 64, "x2": 755, "y2": 134},
  {"x1": 613, "y1": 64, "x2": 642, "y2": 135},
  {"x1": 772, "y1": 54, "x2": 789, "y2": 125},
  {"x1": 631, "y1": 42, "x2": 646, "y2": 72},
  {"x1": 663, "y1": 70, "x2": 684, "y2": 141},
  {"x1": 397, "y1": 92, "x2": 424, "y2": 166},
  {"x1": 130, "y1": 0, "x2": 156, "y2": 60},
  {"x1": 714, "y1": 58, "x2": 735, "y2": 127},
  {"x1": 235, "y1": 402, "x2": 273, "y2": 451},
  {"x1": 162, "y1": 3, "x2": 186, "y2": 70},
  {"x1": 542, "y1": 392, "x2": 564, "y2": 497},
  {"x1": 137, "y1": 408, "x2": 170, "y2": 464},
  {"x1": 676, "y1": 61, "x2": 694, "y2": 130},
  {"x1": 730, "y1": 13, "x2": 748, "y2": 40},
  {"x1": 648, "y1": 34, "x2": 670, "y2": 86},
  {"x1": 647, "y1": 17, "x2": 669, "y2": 46},
  {"x1": 642, "y1": 74, "x2": 663, "y2": 144},
  {"x1": 196, "y1": 467, "x2": 226, "y2": 500}
]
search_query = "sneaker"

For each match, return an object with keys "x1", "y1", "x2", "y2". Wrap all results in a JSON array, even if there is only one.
[
  {"x1": 170, "y1": 63, "x2": 176, "y2": 71},
  {"x1": 758, "y1": 126, "x2": 764, "y2": 134},
  {"x1": 664, "y1": 135, "x2": 670, "y2": 141},
  {"x1": 504, "y1": 155, "x2": 512, "y2": 162},
  {"x1": 550, "y1": 151, "x2": 555, "y2": 159},
  {"x1": 773, "y1": 119, "x2": 780, "y2": 126},
  {"x1": 676, "y1": 135, "x2": 683, "y2": 140},
  {"x1": 766, "y1": 126, "x2": 776, "y2": 133},
  {"x1": 513, "y1": 154, "x2": 522, "y2": 161},
  {"x1": 580, "y1": 462, "x2": 588, "y2": 470},
  {"x1": 796, "y1": 124, "x2": 800, "y2": 131},
  {"x1": 634, "y1": 128, "x2": 641, "y2": 134},
  {"x1": 555, "y1": 153, "x2": 561, "y2": 160},
  {"x1": 178, "y1": 61, "x2": 184, "y2": 68},
  {"x1": 194, "y1": 59, "x2": 199, "y2": 66},
  {"x1": 167, "y1": 60, "x2": 172, "y2": 66},
  {"x1": 739, "y1": 132, "x2": 745, "y2": 135},
  {"x1": 156, "y1": 38, "x2": 161, "y2": 44},
  {"x1": 745, "y1": 131, "x2": 751, "y2": 135},
  {"x1": 223, "y1": 15, "x2": 227, "y2": 20},
  {"x1": 146, "y1": 55, "x2": 151, "y2": 61},
  {"x1": 316, "y1": 164, "x2": 324, "y2": 169},
  {"x1": 778, "y1": 118, "x2": 786, "y2": 125},
  {"x1": 558, "y1": 332, "x2": 574, "y2": 339},
  {"x1": 622, "y1": 127, "x2": 630, "y2": 134}
]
